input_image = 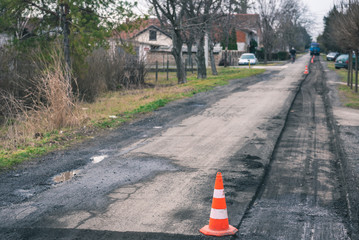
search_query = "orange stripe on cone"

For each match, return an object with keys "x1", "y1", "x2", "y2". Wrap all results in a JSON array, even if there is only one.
[
  {"x1": 304, "y1": 65, "x2": 309, "y2": 74},
  {"x1": 199, "y1": 172, "x2": 238, "y2": 236}
]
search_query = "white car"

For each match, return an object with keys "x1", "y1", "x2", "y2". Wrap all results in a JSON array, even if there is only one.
[{"x1": 238, "y1": 53, "x2": 258, "y2": 65}]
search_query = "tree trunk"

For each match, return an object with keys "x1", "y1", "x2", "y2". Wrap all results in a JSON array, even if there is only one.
[
  {"x1": 264, "y1": 48, "x2": 268, "y2": 64},
  {"x1": 186, "y1": 33, "x2": 195, "y2": 72},
  {"x1": 209, "y1": 37, "x2": 218, "y2": 75},
  {"x1": 350, "y1": 52, "x2": 353, "y2": 89},
  {"x1": 61, "y1": 3, "x2": 71, "y2": 84},
  {"x1": 196, "y1": 34, "x2": 207, "y2": 79},
  {"x1": 187, "y1": 43, "x2": 193, "y2": 72},
  {"x1": 356, "y1": 50, "x2": 358, "y2": 93},
  {"x1": 348, "y1": 51, "x2": 352, "y2": 88},
  {"x1": 172, "y1": 30, "x2": 186, "y2": 84}
]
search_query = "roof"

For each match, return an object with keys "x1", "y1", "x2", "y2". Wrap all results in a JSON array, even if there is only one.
[
  {"x1": 133, "y1": 25, "x2": 172, "y2": 39},
  {"x1": 232, "y1": 14, "x2": 260, "y2": 32},
  {"x1": 112, "y1": 18, "x2": 167, "y2": 40}
]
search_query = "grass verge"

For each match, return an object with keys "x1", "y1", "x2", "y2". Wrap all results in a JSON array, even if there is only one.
[
  {"x1": 0, "y1": 67, "x2": 265, "y2": 170},
  {"x1": 327, "y1": 62, "x2": 359, "y2": 109}
]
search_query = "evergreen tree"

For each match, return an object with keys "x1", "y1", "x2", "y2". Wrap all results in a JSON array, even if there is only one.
[{"x1": 228, "y1": 28, "x2": 238, "y2": 50}]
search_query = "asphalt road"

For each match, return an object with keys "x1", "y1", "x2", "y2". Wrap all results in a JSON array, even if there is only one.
[
  {"x1": 238, "y1": 57, "x2": 350, "y2": 239},
  {"x1": 0, "y1": 54, "x2": 357, "y2": 239}
]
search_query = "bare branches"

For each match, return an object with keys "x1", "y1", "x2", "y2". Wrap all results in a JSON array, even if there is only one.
[
  {"x1": 323, "y1": 0, "x2": 359, "y2": 51},
  {"x1": 148, "y1": 0, "x2": 187, "y2": 83}
]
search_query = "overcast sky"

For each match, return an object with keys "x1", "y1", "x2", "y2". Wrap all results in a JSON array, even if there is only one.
[{"x1": 301, "y1": 0, "x2": 337, "y2": 40}]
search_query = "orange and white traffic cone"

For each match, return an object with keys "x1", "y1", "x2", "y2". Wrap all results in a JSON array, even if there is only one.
[
  {"x1": 311, "y1": 56, "x2": 314, "y2": 63},
  {"x1": 304, "y1": 65, "x2": 309, "y2": 74},
  {"x1": 199, "y1": 172, "x2": 238, "y2": 237}
]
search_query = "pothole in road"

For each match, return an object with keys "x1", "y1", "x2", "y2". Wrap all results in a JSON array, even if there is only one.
[{"x1": 53, "y1": 170, "x2": 80, "y2": 183}]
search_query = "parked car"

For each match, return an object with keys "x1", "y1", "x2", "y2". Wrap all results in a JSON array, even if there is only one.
[
  {"x1": 335, "y1": 54, "x2": 356, "y2": 69},
  {"x1": 326, "y1": 52, "x2": 340, "y2": 61},
  {"x1": 238, "y1": 53, "x2": 258, "y2": 65}
]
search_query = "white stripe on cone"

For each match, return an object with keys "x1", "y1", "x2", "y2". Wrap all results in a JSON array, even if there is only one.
[
  {"x1": 213, "y1": 189, "x2": 225, "y2": 198},
  {"x1": 210, "y1": 208, "x2": 228, "y2": 219}
]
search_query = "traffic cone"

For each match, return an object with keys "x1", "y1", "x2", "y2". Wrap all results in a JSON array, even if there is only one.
[
  {"x1": 199, "y1": 172, "x2": 238, "y2": 236},
  {"x1": 304, "y1": 65, "x2": 309, "y2": 74},
  {"x1": 311, "y1": 56, "x2": 314, "y2": 63}
]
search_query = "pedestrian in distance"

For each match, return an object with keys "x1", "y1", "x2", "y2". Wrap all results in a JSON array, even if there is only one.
[{"x1": 290, "y1": 47, "x2": 296, "y2": 63}]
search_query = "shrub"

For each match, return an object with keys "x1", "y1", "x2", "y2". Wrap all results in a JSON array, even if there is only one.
[
  {"x1": 278, "y1": 51, "x2": 289, "y2": 60},
  {"x1": 0, "y1": 45, "x2": 84, "y2": 149},
  {"x1": 75, "y1": 48, "x2": 148, "y2": 102}
]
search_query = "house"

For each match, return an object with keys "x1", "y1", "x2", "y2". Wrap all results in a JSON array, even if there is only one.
[
  {"x1": 113, "y1": 15, "x2": 260, "y2": 66},
  {"x1": 232, "y1": 14, "x2": 261, "y2": 52},
  {"x1": 131, "y1": 24, "x2": 172, "y2": 60},
  {"x1": 111, "y1": 18, "x2": 172, "y2": 62}
]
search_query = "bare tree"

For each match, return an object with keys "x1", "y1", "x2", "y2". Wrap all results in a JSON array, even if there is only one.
[
  {"x1": 277, "y1": 0, "x2": 311, "y2": 50},
  {"x1": 148, "y1": 0, "x2": 187, "y2": 84},
  {"x1": 231, "y1": 0, "x2": 254, "y2": 14},
  {"x1": 208, "y1": 34, "x2": 218, "y2": 75},
  {"x1": 222, "y1": 1, "x2": 233, "y2": 67},
  {"x1": 185, "y1": 0, "x2": 222, "y2": 79},
  {"x1": 256, "y1": 0, "x2": 281, "y2": 63},
  {"x1": 330, "y1": 0, "x2": 359, "y2": 90},
  {"x1": 183, "y1": 28, "x2": 196, "y2": 73}
]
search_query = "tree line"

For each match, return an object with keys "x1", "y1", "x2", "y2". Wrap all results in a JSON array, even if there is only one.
[
  {"x1": 0, "y1": 0, "x2": 312, "y2": 113},
  {"x1": 150, "y1": 0, "x2": 312, "y2": 84},
  {"x1": 318, "y1": 0, "x2": 359, "y2": 92},
  {"x1": 0, "y1": 0, "x2": 312, "y2": 92}
]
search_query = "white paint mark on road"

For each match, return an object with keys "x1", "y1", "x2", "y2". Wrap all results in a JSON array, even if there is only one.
[{"x1": 91, "y1": 155, "x2": 108, "y2": 164}]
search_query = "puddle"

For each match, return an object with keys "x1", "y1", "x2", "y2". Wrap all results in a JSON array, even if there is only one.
[
  {"x1": 91, "y1": 155, "x2": 108, "y2": 163},
  {"x1": 53, "y1": 170, "x2": 79, "y2": 183}
]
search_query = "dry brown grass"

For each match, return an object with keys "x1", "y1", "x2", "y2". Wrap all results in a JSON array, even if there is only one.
[
  {"x1": 0, "y1": 49, "x2": 86, "y2": 149},
  {"x1": 80, "y1": 84, "x2": 194, "y2": 122}
]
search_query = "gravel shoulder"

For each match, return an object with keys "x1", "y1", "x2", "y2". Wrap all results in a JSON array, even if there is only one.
[{"x1": 323, "y1": 59, "x2": 359, "y2": 238}]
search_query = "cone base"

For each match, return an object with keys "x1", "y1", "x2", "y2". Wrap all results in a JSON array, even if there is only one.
[{"x1": 199, "y1": 224, "x2": 238, "y2": 236}]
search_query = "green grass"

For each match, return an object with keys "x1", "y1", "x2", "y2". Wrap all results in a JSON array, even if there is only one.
[
  {"x1": 92, "y1": 67, "x2": 264, "y2": 130},
  {"x1": 327, "y1": 62, "x2": 359, "y2": 109},
  {"x1": 0, "y1": 146, "x2": 53, "y2": 169},
  {"x1": 338, "y1": 84, "x2": 359, "y2": 108},
  {"x1": 0, "y1": 67, "x2": 265, "y2": 170}
]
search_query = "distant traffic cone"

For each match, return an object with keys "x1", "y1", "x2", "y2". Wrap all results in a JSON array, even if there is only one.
[
  {"x1": 311, "y1": 56, "x2": 314, "y2": 63},
  {"x1": 304, "y1": 65, "x2": 309, "y2": 74},
  {"x1": 199, "y1": 172, "x2": 238, "y2": 236}
]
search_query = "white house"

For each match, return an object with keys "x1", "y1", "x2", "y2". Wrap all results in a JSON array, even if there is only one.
[{"x1": 131, "y1": 25, "x2": 172, "y2": 60}]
